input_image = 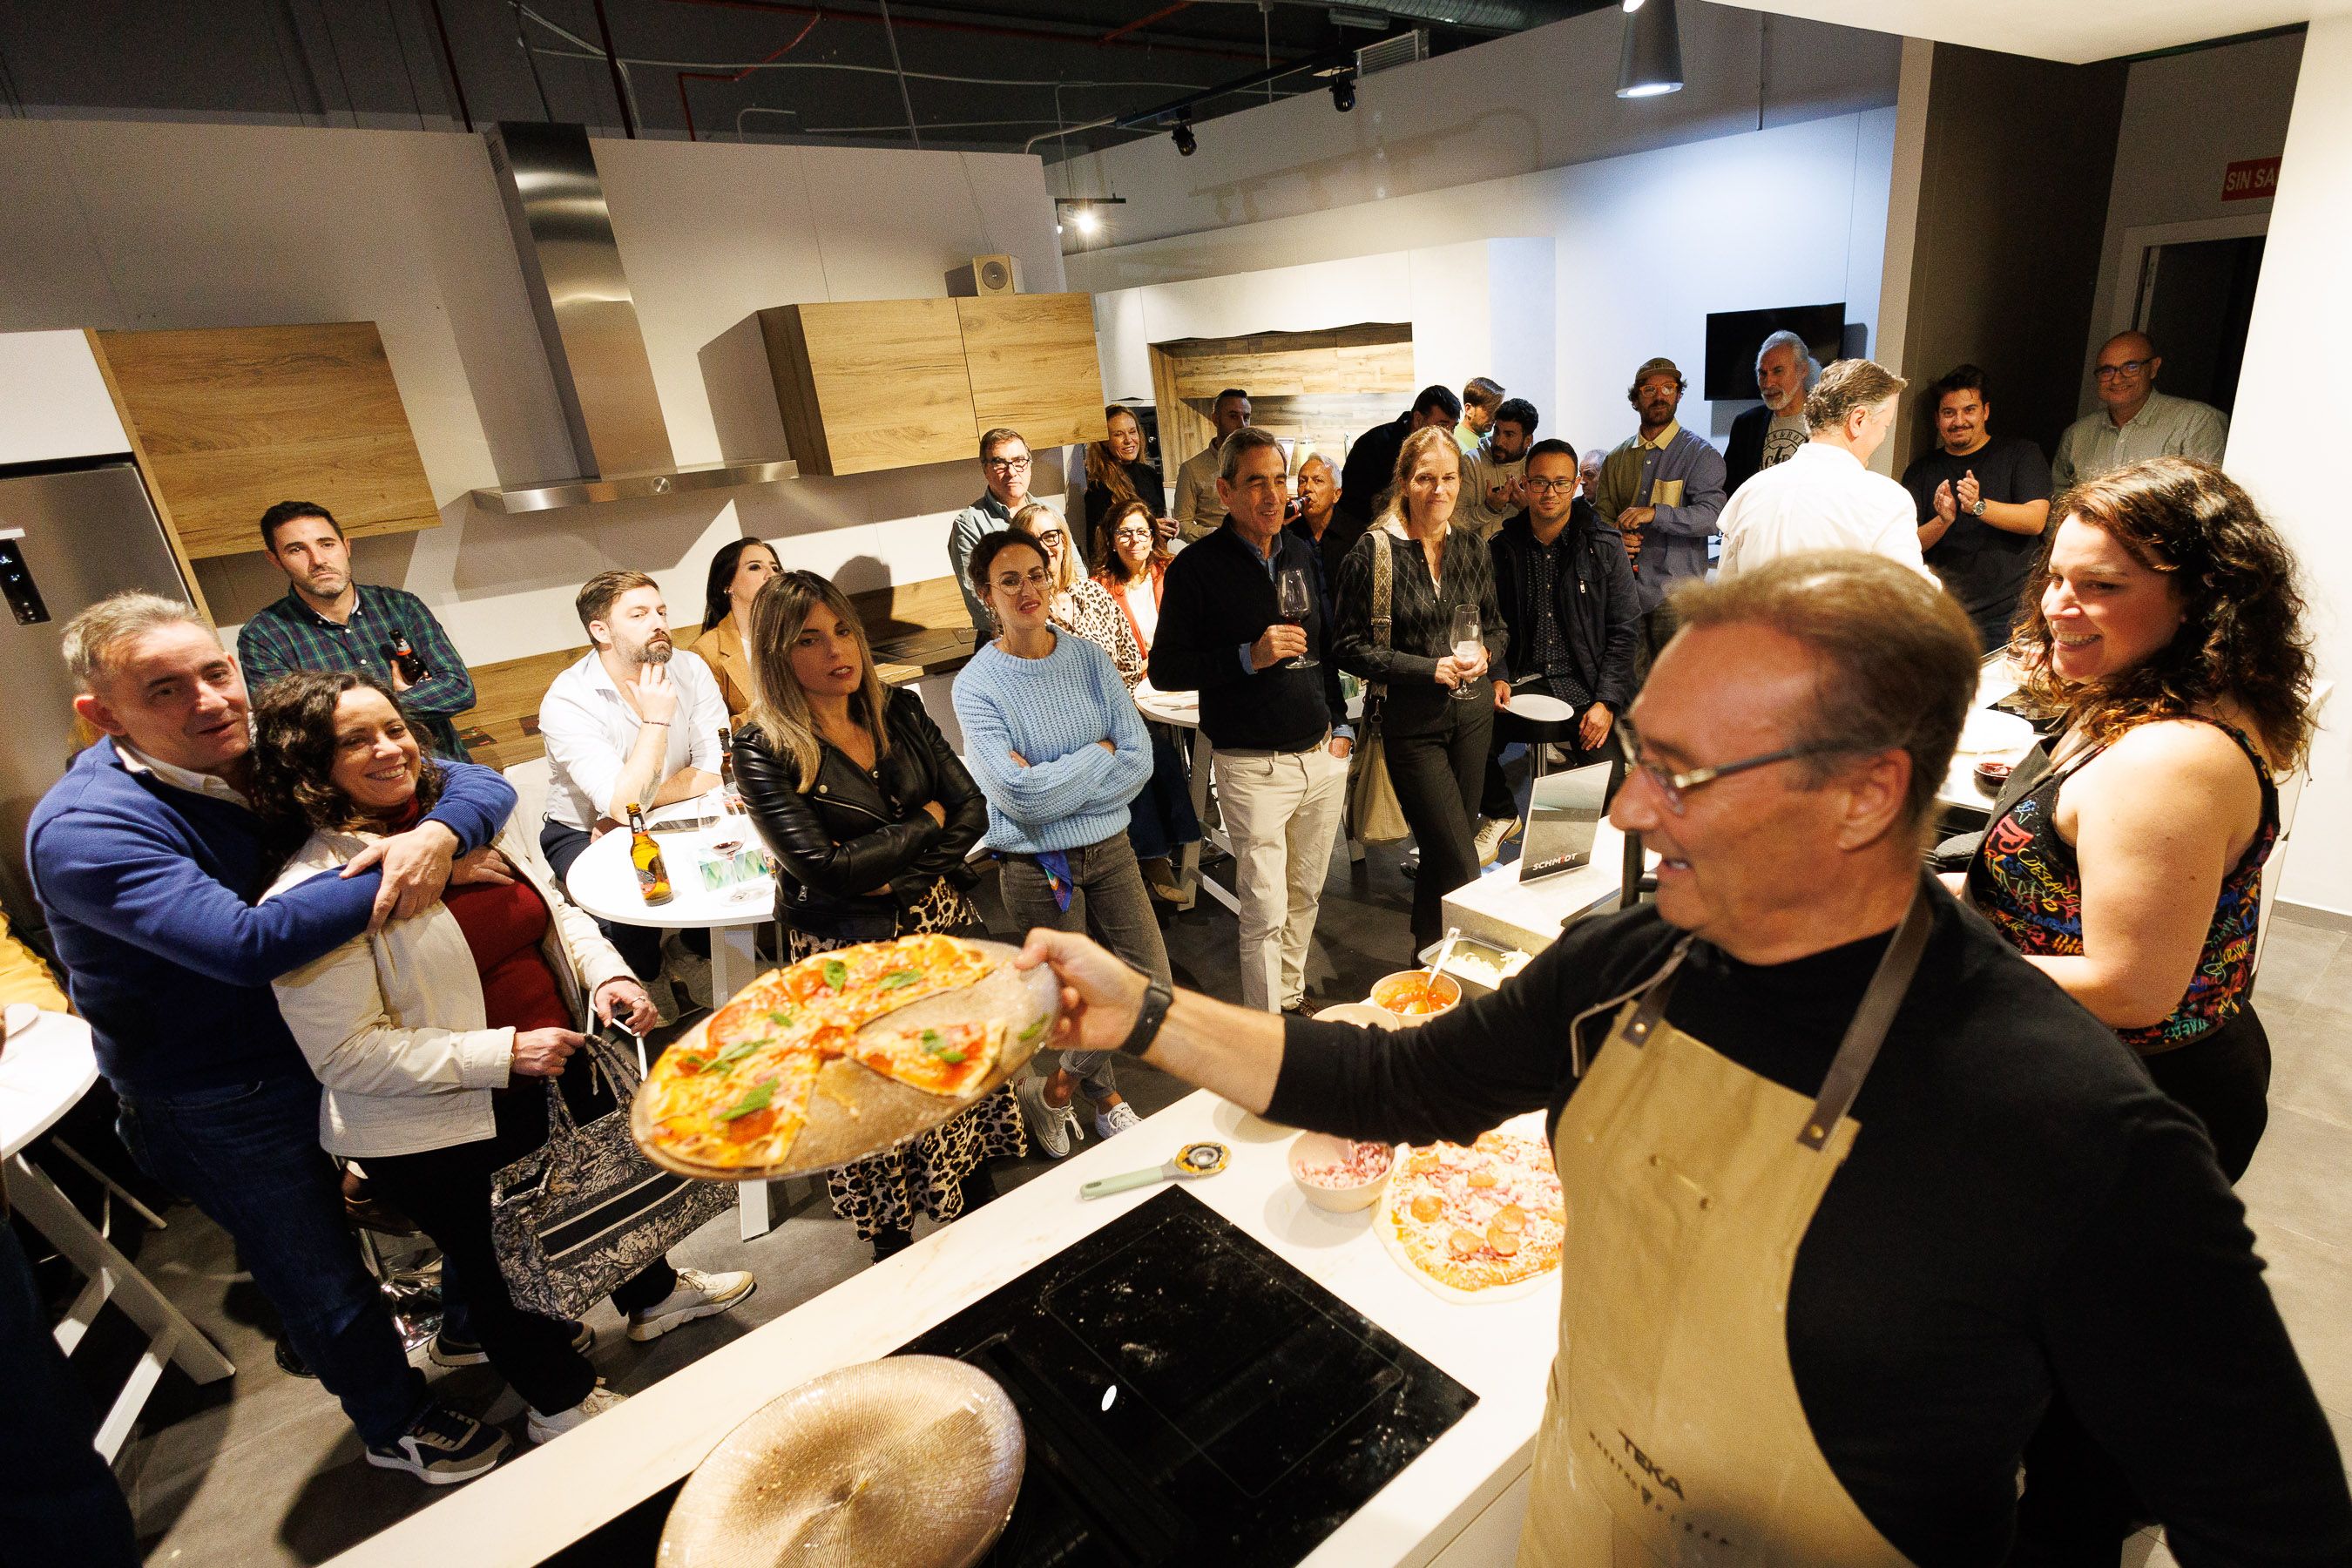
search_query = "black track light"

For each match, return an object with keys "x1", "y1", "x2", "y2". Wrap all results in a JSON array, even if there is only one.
[
  {"x1": 1172, "y1": 113, "x2": 1197, "y2": 157},
  {"x1": 1329, "y1": 74, "x2": 1356, "y2": 112}
]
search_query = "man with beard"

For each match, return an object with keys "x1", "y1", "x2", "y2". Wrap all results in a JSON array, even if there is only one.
[
  {"x1": 1903, "y1": 364, "x2": 2052, "y2": 652},
  {"x1": 1457, "y1": 396, "x2": 1540, "y2": 540},
  {"x1": 1725, "y1": 331, "x2": 1815, "y2": 496},
  {"x1": 239, "y1": 501, "x2": 477, "y2": 759},
  {"x1": 538, "y1": 570, "x2": 728, "y2": 977},
  {"x1": 1172, "y1": 389, "x2": 1253, "y2": 543},
  {"x1": 1592, "y1": 357, "x2": 1728, "y2": 672}
]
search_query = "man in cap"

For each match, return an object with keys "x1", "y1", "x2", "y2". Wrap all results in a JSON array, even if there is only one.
[{"x1": 1591, "y1": 356, "x2": 1727, "y2": 672}]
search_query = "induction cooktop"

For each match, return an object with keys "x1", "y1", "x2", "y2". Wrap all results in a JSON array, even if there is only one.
[{"x1": 894, "y1": 1186, "x2": 1478, "y2": 1567}]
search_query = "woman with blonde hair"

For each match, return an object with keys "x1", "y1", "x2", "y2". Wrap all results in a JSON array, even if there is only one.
[
  {"x1": 730, "y1": 571, "x2": 1024, "y2": 1260},
  {"x1": 1082, "y1": 404, "x2": 1171, "y2": 556},
  {"x1": 1331, "y1": 424, "x2": 1507, "y2": 956}
]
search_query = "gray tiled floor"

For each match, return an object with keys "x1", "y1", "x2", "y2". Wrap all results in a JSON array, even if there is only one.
[{"x1": 55, "y1": 846, "x2": 2352, "y2": 1565}]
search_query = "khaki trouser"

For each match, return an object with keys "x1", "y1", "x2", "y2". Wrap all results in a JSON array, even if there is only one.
[{"x1": 1213, "y1": 740, "x2": 1350, "y2": 1012}]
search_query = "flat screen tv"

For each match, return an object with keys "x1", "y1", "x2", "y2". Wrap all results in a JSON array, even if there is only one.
[{"x1": 1702, "y1": 303, "x2": 1847, "y2": 401}]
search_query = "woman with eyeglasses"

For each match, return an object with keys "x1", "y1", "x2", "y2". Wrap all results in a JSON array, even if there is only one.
[
  {"x1": 1013, "y1": 502, "x2": 1144, "y2": 689},
  {"x1": 1331, "y1": 424, "x2": 1509, "y2": 956},
  {"x1": 679, "y1": 537, "x2": 781, "y2": 725},
  {"x1": 1083, "y1": 405, "x2": 1178, "y2": 559},
  {"x1": 729, "y1": 571, "x2": 1025, "y2": 1261},
  {"x1": 954, "y1": 528, "x2": 1168, "y2": 1157},
  {"x1": 1092, "y1": 498, "x2": 1201, "y2": 902}
]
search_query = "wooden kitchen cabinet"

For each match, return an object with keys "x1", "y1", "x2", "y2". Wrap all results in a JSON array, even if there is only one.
[
  {"x1": 88, "y1": 322, "x2": 441, "y2": 559},
  {"x1": 759, "y1": 292, "x2": 1107, "y2": 476}
]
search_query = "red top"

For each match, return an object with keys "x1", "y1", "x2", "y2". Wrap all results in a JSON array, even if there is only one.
[{"x1": 443, "y1": 878, "x2": 574, "y2": 1033}]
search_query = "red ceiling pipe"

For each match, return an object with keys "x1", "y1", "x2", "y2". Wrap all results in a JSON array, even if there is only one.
[
  {"x1": 659, "y1": 0, "x2": 1267, "y2": 62},
  {"x1": 679, "y1": 10, "x2": 824, "y2": 139},
  {"x1": 1098, "y1": 1, "x2": 1195, "y2": 47}
]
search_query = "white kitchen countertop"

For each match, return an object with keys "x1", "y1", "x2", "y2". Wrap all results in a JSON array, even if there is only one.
[{"x1": 326, "y1": 1090, "x2": 1559, "y2": 1567}]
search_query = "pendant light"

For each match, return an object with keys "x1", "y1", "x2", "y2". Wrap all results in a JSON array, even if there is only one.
[{"x1": 1616, "y1": 0, "x2": 1685, "y2": 99}]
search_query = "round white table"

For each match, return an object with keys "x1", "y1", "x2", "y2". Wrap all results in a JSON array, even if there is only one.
[
  {"x1": 0, "y1": 1010, "x2": 234, "y2": 1456},
  {"x1": 560, "y1": 794, "x2": 781, "y2": 1237}
]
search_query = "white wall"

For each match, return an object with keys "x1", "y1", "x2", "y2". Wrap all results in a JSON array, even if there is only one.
[
  {"x1": 0, "y1": 119, "x2": 1065, "y2": 666},
  {"x1": 2226, "y1": 16, "x2": 2352, "y2": 916},
  {"x1": 2076, "y1": 30, "x2": 2306, "y2": 409},
  {"x1": 1073, "y1": 109, "x2": 1897, "y2": 463},
  {"x1": 1054, "y1": 0, "x2": 1898, "y2": 253}
]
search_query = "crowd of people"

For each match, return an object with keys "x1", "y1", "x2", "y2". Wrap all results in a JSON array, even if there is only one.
[{"x1": 8, "y1": 318, "x2": 2338, "y2": 1565}]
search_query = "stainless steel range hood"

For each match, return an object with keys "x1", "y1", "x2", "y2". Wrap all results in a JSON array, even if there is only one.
[{"x1": 474, "y1": 123, "x2": 794, "y2": 513}]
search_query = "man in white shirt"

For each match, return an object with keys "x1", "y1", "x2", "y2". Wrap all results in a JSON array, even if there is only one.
[
  {"x1": 1172, "y1": 389, "x2": 1252, "y2": 542},
  {"x1": 2051, "y1": 331, "x2": 2231, "y2": 488},
  {"x1": 1719, "y1": 359, "x2": 1932, "y2": 581},
  {"x1": 537, "y1": 570, "x2": 728, "y2": 978}
]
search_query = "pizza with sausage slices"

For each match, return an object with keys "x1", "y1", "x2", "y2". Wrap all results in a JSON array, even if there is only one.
[
  {"x1": 1382, "y1": 1129, "x2": 1565, "y2": 1298},
  {"x1": 637, "y1": 934, "x2": 1006, "y2": 1171}
]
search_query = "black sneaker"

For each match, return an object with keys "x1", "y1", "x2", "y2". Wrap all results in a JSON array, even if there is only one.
[
  {"x1": 429, "y1": 1320, "x2": 592, "y2": 1368},
  {"x1": 365, "y1": 1403, "x2": 510, "y2": 1484}
]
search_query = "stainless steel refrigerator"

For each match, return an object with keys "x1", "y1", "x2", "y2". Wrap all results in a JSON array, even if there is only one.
[{"x1": 1, "y1": 458, "x2": 197, "y2": 940}]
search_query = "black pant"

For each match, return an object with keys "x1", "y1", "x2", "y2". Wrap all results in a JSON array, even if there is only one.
[
  {"x1": 2009, "y1": 1005, "x2": 2274, "y2": 1561},
  {"x1": 1382, "y1": 686, "x2": 1491, "y2": 950},
  {"x1": 364, "y1": 1085, "x2": 677, "y2": 1416},
  {"x1": 540, "y1": 821, "x2": 706, "y2": 981},
  {"x1": 1478, "y1": 694, "x2": 1597, "y2": 821},
  {"x1": 0, "y1": 1222, "x2": 139, "y2": 1568}
]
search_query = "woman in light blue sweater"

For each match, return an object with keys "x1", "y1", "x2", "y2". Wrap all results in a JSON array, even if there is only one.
[{"x1": 955, "y1": 528, "x2": 1171, "y2": 1157}]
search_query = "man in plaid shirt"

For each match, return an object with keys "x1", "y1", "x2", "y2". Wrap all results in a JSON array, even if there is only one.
[{"x1": 237, "y1": 502, "x2": 476, "y2": 759}]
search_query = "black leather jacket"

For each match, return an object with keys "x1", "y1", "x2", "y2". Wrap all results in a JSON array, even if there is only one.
[{"x1": 733, "y1": 686, "x2": 988, "y2": 942}]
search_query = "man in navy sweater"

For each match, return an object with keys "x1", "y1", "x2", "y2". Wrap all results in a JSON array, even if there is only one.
[{"x1": 27, "y1": 593, "x2": 514, "y2": 1484}]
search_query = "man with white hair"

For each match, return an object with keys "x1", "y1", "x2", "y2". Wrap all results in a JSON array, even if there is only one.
[
  {"x1": 27, "y1": 592, "x2": 517, "y2": 1484},
  {"x1": 1725, "y1": 330, "x2": 1815, "y2": 495},
  {"x1": 1719, "y1": 360, "x2": 1931, "y2": 579}
]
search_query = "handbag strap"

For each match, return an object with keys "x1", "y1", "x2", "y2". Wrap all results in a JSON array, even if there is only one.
[
  {"x1": 541, "y1": 1024, "x2": 645, "y2": 1149},
  {"x1": 1366, "y1": 529, "x2": 1393, "y2": 726}
]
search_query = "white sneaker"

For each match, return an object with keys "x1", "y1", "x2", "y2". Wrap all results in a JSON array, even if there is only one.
[
  {"x1": 1016, "y1": 1073, "x2": 1083, "y2": 1159},
  {"x1": 1093, "y1": 1101, "x2": 1142, "y2": 1140},
  {"x1": 1473, "y1": 815, "x2": 1523, "y2": 867},
  {"x1": 624, "y1": 1267, "x2": 756, "y2": 1342},
  {"x1": 526, "y1": 1382, "x2": 627, "y2": 1443}
]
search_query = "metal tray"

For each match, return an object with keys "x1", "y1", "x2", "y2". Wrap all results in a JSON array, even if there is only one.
[{"x1": 630, "y1": 938, "x2": 1060, "y2": 1181}]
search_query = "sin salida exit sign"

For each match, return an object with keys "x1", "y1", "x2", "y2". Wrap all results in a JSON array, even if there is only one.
[{"x1": 2221, "y1": 156, "x2": 2282, "y2": 201}]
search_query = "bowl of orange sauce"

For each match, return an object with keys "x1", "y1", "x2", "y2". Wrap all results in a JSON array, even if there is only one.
[{"x1": 1370, "y1": 970, "x2": 1460, "y2": 1025}]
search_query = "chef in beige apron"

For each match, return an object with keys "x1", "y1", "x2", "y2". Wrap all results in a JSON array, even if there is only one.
[{"x1": 1521, "y1": 890, "x2": 1932, "y2": 1568}]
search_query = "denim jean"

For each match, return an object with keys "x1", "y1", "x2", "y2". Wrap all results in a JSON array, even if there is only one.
[
  {"x1": 116, "y1": 1073, "x2": 429, "y2": 1447},
  {"x1": 1000, "y1": 829, "x2": 1171, "y2": 1096},
  {"x1": 0, "y1": 1224, "x2": 139, "y2": 1567}
]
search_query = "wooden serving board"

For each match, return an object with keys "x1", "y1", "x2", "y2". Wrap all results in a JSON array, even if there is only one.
[{"x1": 630, "y1": 940, "x2": 1060, "y2": 1181}]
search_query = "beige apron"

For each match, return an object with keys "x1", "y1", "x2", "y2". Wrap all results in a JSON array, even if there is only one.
[{"x1": 1517, "y1": 891, "x2": 1933, "y2": 1567}]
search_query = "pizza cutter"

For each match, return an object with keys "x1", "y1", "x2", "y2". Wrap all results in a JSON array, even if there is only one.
[{"x1": 1078, "y1": 1140, "x2": 1230, "y2": 1200}]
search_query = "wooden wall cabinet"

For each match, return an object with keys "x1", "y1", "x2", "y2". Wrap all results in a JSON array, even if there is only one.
[
  {"x1": 89, "y1": 322, "x2": 440, "y2": 559},
  {"x1": 760, "y1": 292, "x2": 1108, "y2": 476},
  {"x1": 759, "y1": 298, "x2": 977, "y2": 477}
]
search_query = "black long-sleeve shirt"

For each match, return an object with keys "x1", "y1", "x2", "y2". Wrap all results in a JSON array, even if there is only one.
[
  {"x1": 1329, "y1": 521, "x2": 1506, "y2": 691},
  {"x1": 1147, "y1": 518, "x2": 1348, "y2": 753},
  {"x1": 1269, "y1": 891, "x2": 2352, "y2": 1566}
]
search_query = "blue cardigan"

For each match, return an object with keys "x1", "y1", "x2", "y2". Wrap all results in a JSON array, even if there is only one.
[
  {"x1": 951, "y1": 633, "x2": 1152, "y2": 855},
  {"x1": 26, "y1": 740, "x2": 515, "y2": 1098}
]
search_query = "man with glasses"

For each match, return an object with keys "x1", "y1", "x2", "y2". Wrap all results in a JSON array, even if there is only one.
[
  {"x1": 1017, "y1": 551, "x2": 2352, "y2": 1565},
  {"x1": 1472, "y1": 438, "x2": 1640, "y2": 864},
  {"x1": 1591, "y1": 358, "x2": 1727, "y2": 672},
  {"x1": 950, "y1": 428, "x2": 1035, "y2": 633},
  {"x1": 2051, "y1": 331, "x2": 2229, "y2": 489}
]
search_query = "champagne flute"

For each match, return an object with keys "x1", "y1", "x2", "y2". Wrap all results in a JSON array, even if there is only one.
[
  {"x1": 1278, "y1": 566, "x2": 1319, "y2": 670},
  {"x1": 1449, "y1": 604, "x2": 1483, "y2": 702}
]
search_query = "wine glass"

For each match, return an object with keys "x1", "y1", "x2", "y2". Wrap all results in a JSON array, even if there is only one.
[
  {"x1": 1449, "y1": 604, "x2": 1483, "y2": 702},
  {"x1": 1278, "y1": 566, "x2": 1319, "y2": 670}
]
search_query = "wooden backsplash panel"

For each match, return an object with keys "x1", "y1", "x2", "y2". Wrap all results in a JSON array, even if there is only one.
[
  {"x1": 91, "y1": 322, "x2": 440, "y2": 559},
  {"x1": 956, "y1": 293, "x2": 1107, "y2": 450},
  {"x1": 760, "y1": 298, "x2": 977, "y2": 476}
]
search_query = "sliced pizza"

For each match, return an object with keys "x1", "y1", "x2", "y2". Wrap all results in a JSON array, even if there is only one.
[{"x1": 845, "y1": 1019, "x2": 1003, "y2": 1098}]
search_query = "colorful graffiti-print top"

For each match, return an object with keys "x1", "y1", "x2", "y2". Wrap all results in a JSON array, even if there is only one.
[{"x1": 1968, "y1": 719, "x2": 2276, "y2": 1055}]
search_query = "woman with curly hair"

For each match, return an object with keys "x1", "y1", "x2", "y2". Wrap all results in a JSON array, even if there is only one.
[{"x1": 1967, "y1": 456, "x2": 2313, "y2": 1180}]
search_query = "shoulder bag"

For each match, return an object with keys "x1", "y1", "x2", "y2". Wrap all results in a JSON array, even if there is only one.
[
  {"x1": 1346, "y1": 529, "x2": 1413, "y2": 843},
  {"x1": 490, "y1": 1024, "x2": 734, "y2": 1319}
]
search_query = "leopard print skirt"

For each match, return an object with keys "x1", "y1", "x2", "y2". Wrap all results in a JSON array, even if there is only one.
[{"x1": 785, "y1": 879, "x2": 1027, "y2": 1240}]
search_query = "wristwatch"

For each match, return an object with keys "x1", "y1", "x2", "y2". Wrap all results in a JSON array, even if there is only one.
[
  {"x1": 1969, "y1": 497, "x2": 1987, "y2": 518},
  {"x1": 1117, "y1": 967, "x2": 1175, "y2": 1058}
]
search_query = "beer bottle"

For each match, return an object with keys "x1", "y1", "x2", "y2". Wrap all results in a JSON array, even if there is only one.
[
  {"x1": 628, "y1": 806, "x2": 673, "y2": 904},
  {"x1": 389, "y1": 632, "x2": 429, "y2": 684},
  {"x1": 717, "y1": 727, "x2": 744, "y2": 814}
]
